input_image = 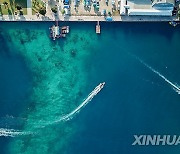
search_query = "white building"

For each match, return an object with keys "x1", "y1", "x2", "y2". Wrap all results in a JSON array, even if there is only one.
[
  {"x1": 152, "y1": 0, "x2": 175, "y2": 10},
  {"x1": 128, "y1": 9, "x2": 173, "y2": 16},
  {"x1": 120, "y1": 0, "x2": 127, "y2": 15},
  {"x1": 120, "y1": 0, "x2": 175, "y2": 16}
]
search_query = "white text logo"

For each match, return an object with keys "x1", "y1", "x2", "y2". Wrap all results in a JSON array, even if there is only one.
[{"x1": 132, "y1": 135, "x2": 180, "y2": 146}]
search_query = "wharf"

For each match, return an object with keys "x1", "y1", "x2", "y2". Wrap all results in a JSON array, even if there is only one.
[
  {"x1": 0, "y1": 15, "x2": 176, "y2": 22},
  {"x1": 96, "y1": 21, "x2": 100, "y2": 34}
]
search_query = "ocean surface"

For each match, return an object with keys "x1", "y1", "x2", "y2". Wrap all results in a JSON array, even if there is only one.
[{"x1": 0, "y1": 22, "x2": 179, "y2": 154}]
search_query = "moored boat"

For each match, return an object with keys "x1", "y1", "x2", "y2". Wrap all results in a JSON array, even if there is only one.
[{"x1": 50, "y1": 24, "x2": 70, "y2": 40}]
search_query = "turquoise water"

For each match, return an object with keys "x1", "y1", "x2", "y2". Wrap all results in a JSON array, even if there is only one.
[{"x1": 0, "y1": 22, "x2": 180, "y2": 154}]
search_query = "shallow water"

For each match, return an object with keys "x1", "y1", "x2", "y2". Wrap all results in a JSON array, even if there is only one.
[{"x1": 0, "y1": 22, "x2": 179, "y2": 154}]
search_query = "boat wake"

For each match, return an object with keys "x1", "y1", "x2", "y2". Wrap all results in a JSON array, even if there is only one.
[
  {"x1": 0, "y1": 128, "x2": 32, "y2": 137},
  {"x1": 0, "y1": 82, "x2": 105, "y2": 136},
  {"x1": 53, "y1": 82, "x2": 105, "y2": 123},
  {"x1": 134, "y1": 56, "x2": 180, "y2": 94}
]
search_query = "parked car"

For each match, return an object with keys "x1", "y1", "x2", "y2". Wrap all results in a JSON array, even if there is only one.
[
  {"x1": 92, "y1": 0, "x2": 96, "y2": 7},
  {"x1": 63, "y1": 0, "x2": 69, "y2": 5}
]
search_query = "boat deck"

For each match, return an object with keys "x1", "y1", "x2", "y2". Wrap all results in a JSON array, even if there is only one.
[{"x1": 50, "y1": 22, "x2": 69, "y2": 40}]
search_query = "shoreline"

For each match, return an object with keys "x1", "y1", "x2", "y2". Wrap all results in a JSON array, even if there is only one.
[
  {"x1": 0, "y1": 15, "x2": 178, "y2": 22},
  {"x1": 0, "y1": 0, "x2": 179, "y2": 22}
]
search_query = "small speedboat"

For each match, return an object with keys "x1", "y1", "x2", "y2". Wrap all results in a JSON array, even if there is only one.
[{"x1": 100, "y1": 82, "x2": 105, "y2": 89}]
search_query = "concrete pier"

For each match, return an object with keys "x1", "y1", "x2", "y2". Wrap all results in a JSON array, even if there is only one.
[{"x1": 96, "y1": 21, "x2": 100, "y2": 34}]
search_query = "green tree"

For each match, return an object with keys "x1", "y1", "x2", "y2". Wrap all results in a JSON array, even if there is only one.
[
  {"x1": 16, "y1": 4, "x2": 22, "y2": 11},
  {"x1": 51, "y1": 7, "x2": 57, "y2": 14},
  {"x1": 3, "y1": 1, "x2": 8, "y2": 9},
  {"x1": 39, "y1": 8, "x2": 46, "y2": 16},
  {"x1": 61, "y1": 9, "x2": 65, "y2": 15}
]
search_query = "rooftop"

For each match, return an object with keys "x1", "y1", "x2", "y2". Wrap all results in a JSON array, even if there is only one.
[{"x1": 127, "y1": 0, "x2": 152, "y2": 9}]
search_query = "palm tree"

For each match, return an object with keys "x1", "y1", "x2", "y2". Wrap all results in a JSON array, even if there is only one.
[
  {"x1": 0, "y1": 5, "x2": 3, "y2": 16},
  {"x1": 16, "y1": 4, "x2": 22, "y2": 11},
  {"x1": 3, "y1": 1, "x2": 8, "y2": 9},
  {"x1": 51, "y1": 7, "x2": 57, "y2": 14},
  {"x1": 39, "y1": 7, "x2": 46, "y2": 16}
]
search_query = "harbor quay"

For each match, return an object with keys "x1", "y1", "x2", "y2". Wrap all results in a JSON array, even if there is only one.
[
  {"x1": 0, "y1": 14, "x2": 176, "y2": 21},
  {"x1": 0, "y1": 0, "x2": 179, "y2": 21}
]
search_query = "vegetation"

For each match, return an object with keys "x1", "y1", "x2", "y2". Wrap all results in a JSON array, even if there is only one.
[
  {"x1": 51, "y1": 7, "x2": 57, "y2": 14},
  {"x1": 0, "y1": 5, "x2": 2, "y2": 15},
  {"x1": 39, "y1": 7, "x2": 46, "y2": 16},
  {"x1": 0, "y1": 0, "x2": 27, "y2": 15},
  {"x1": 16, "y1": 4, "x2": 22, "y2": 10},
  {"x1": 32, "y1": 0, "x2": 46, "y2": 15},
  {"x1": 3, "y1": 1, "x2": 8, "y2": 8},
  {"x1": 61, "y1": 9, "x2": 65, "y2": 15}
]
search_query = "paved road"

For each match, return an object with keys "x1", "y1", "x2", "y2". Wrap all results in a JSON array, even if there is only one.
[{"x1": 0, "y1": 14, "x2": 176, "y2": 21}]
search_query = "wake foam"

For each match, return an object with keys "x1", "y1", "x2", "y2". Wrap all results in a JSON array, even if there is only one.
[
  {"x1": 52, "y1": 82, "x2": 105, "y2": 124},
  {"x1": 0, "y1": 128, "x2": 32, "y2": 137},
  {"x1": 132, "y1": 55, "x2": 180, "y2": 94},
  {"x1": 0, "y1": 83, "x2": 105, "y2": 135}
]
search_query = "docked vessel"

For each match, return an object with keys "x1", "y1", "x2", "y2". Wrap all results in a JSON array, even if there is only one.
[
  {"x1": 50, "y1": 22, "x2": 70, "y2": 40},
  {"x1": 61, "y1": 26, "x2": 70, "y2": 37},
  {"x1": 50, "y1": 25, "x2": 61, "y2": 40}
]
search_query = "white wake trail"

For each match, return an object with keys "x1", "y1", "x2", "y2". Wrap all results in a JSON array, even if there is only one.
[
  {"x1": 136, "y1": 57, "x2": 180, "y2": 94},
  {"x1": 0, "y1": 128, "x2": 32, "y2": 137},
  {"x1": 54, "y1": 82, "x2": 105, "y2": 123},
  {"x1": 0, "y1": 83, "x2": 105, "y2": 133}
]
